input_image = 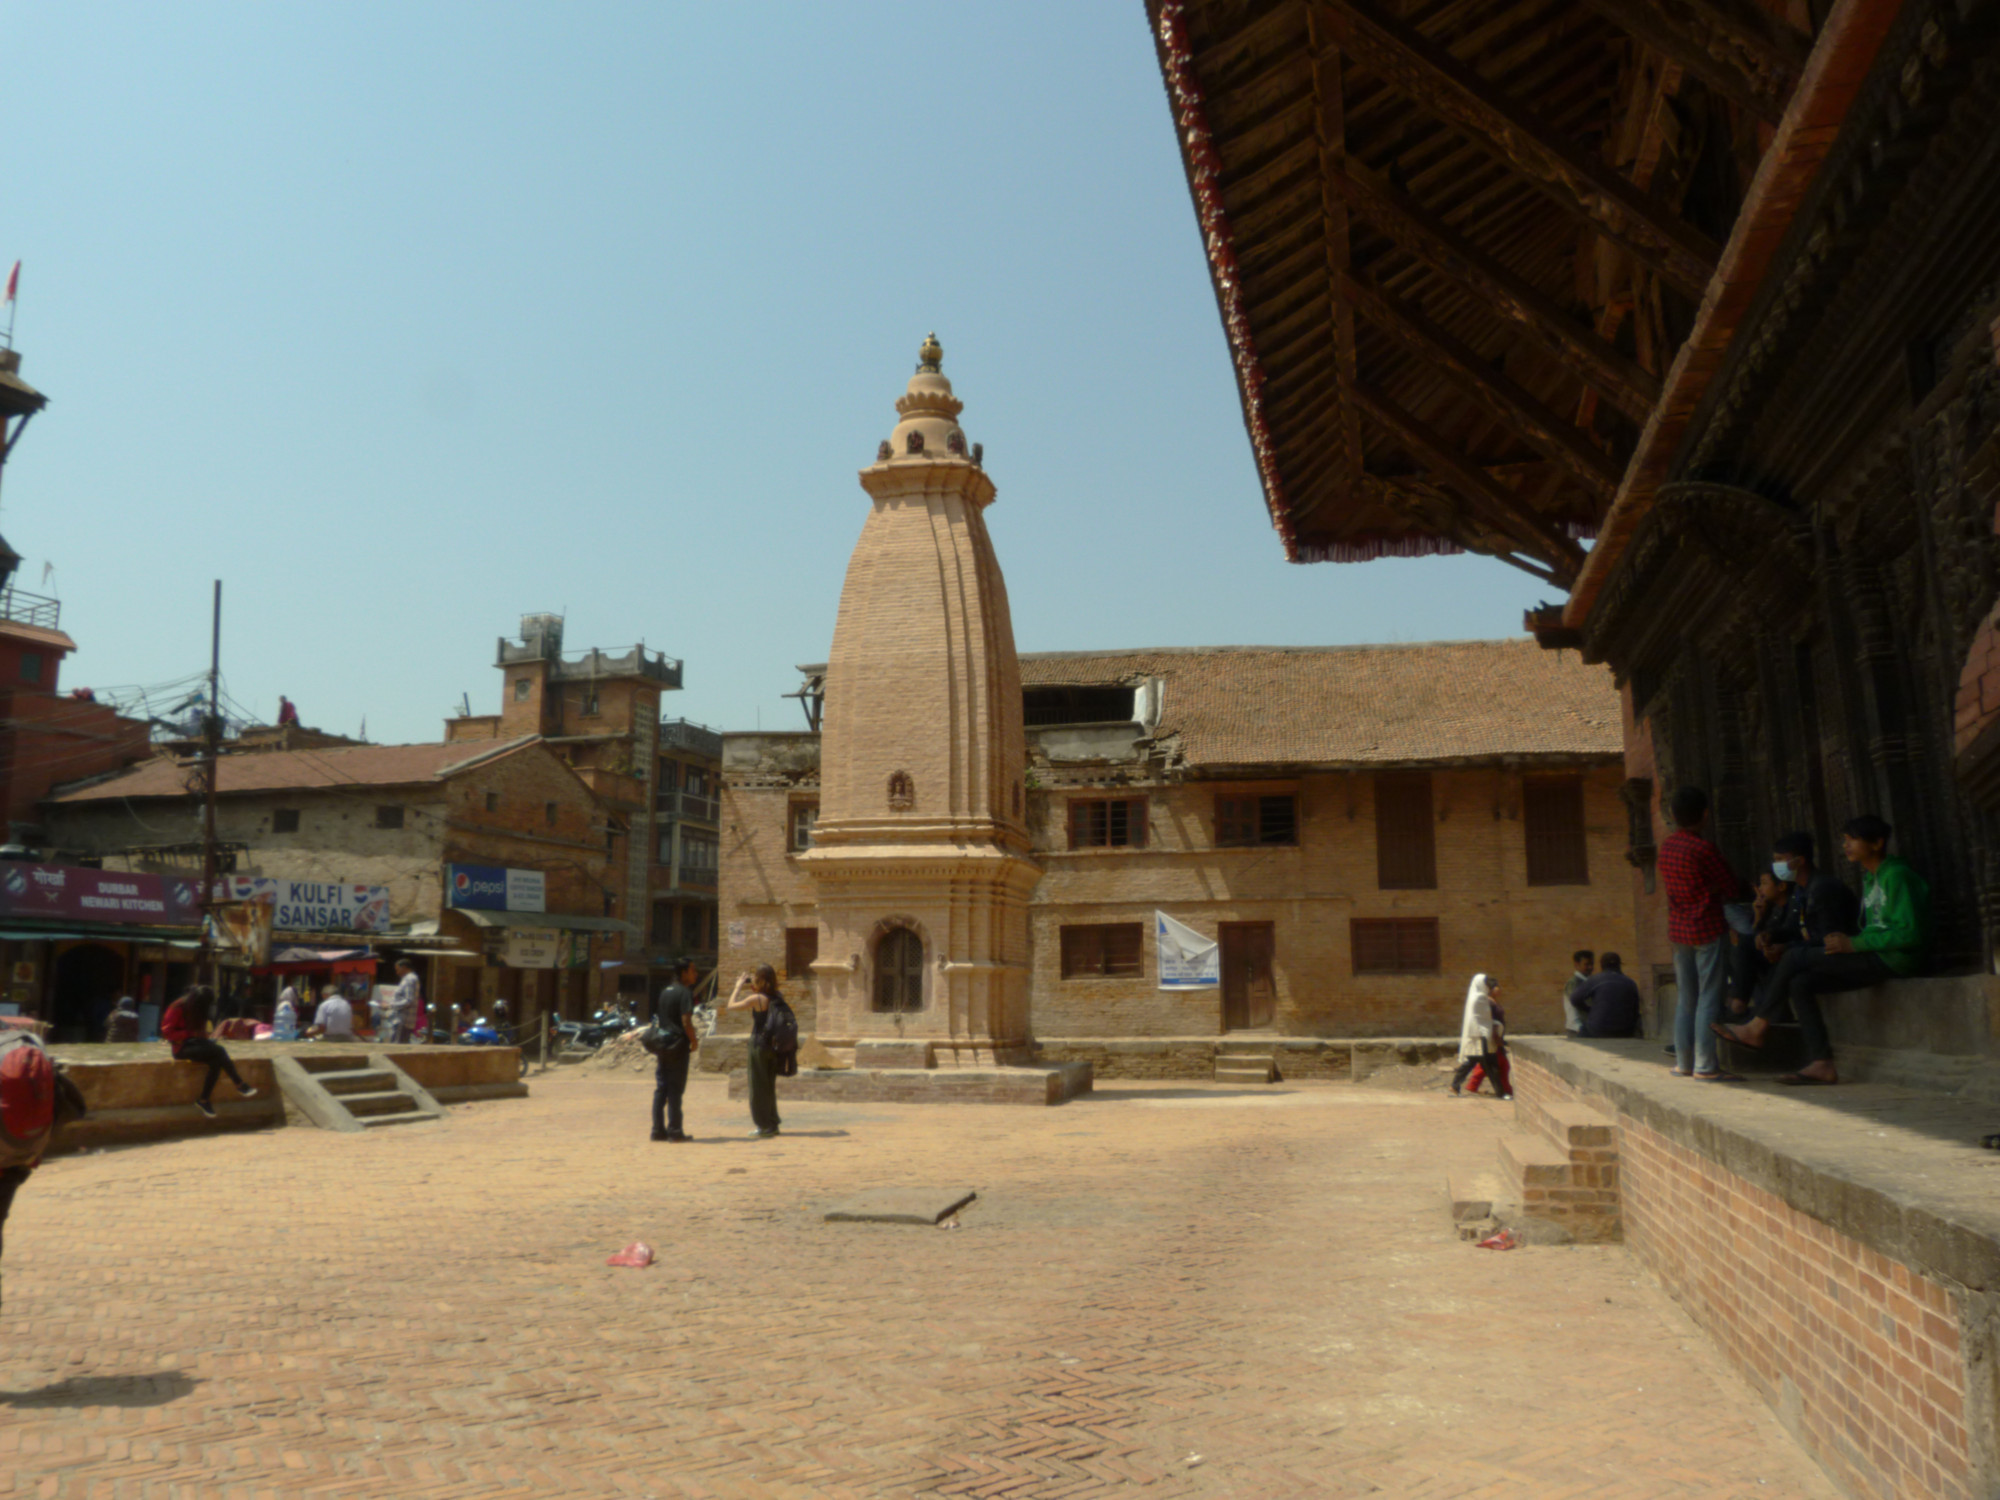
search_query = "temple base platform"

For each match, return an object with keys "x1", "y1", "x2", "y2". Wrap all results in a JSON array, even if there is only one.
[{"x1": 728, "y1": 1060, "x2": 1093, "y2": 1107}]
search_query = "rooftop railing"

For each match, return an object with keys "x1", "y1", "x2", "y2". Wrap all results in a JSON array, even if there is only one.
[{"x1": 0, "y1": 588, "x2": 61, "y2": 631}]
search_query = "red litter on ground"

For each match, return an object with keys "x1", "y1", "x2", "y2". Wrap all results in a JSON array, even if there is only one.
[
  {"x1": 607, "y1": 1242, "x2": 656, "y2": 1268},
  {"x1": 1476, "y1": 1228, "x2": 1518, "y2": 1251}
]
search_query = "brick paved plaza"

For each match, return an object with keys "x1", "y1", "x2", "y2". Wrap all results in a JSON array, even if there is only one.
[{"x1": 0, "y1": 1073, "x2": 1839, "y2": 1498}]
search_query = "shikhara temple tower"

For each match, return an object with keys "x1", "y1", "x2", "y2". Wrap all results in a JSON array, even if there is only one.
[{"x1": 800, "y1": 334, "x2": 1039, "y2": 1066}]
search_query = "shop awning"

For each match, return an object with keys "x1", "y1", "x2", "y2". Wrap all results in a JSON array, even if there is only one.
[
  {"x1": 270, "y1": 946, "x2": 371, "y2": 964},
  {"x1": 0, "y1": 929, "x2": 199, "y2": 946},
  {"x1": 457, "y1": 909, "x2": 639, "y2": 936}
]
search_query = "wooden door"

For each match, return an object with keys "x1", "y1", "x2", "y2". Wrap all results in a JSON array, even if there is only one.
[
  {"x1": 873, "y1": 927, "x2": 925, "y2": 1014},
  {"x1": 1219, "y1": 922, "x2": 1276, "y2": 1031}
]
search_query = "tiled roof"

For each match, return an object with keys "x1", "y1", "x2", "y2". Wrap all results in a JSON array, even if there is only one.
[
  {"x1": 53, "y1": 737, "x2": 540, "y2": 802},
  {"x1": 1020, "y1": 640, "x2": 1620, "y2": 767}
]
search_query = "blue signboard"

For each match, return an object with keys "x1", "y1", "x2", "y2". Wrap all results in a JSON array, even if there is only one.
[{"x1": 447, "y1": 864, "x2": 546, "y2": 913}]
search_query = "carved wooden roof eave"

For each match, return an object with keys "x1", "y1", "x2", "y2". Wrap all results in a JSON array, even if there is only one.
[
  {"x1": 1579, "y1": 480, "x2": 1812, "y2": 677},
  {"x1": 1563, "y1": 0, "x2": 1967, "y2": 630},
  {"x1": 1147, "y1": 0, "x2": 1733, "y2": 572}
]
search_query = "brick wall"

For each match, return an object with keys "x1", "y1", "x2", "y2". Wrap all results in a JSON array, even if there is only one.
[
  {"x1": 720, "y1": 750, "x2": 1639, "y2": 1041},
  {"x1": 1513, "y1": 1052, "x2": 1979, "y2": 1498},
  {"x1": 1028, "y1": 762, "x2": 1634, "y2": 1038},
  {"x1": 716, "y1": 777, "x2": 821, "y2": 1039}
]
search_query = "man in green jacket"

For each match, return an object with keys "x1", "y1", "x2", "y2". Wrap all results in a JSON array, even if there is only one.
[{"x1": 1718, "y1": 813, "x2": 1927, "y2": 1085}]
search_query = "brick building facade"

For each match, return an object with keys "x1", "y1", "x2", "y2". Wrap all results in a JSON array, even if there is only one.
[
  {"x1": 43, "y1": 736, "x2": 621, "y2": 1034},
  {"x1": 444, "y1": 613, "x2": 692, "y2": 1003},
  {"x1": 720, "y1": 639, "x2": 1637, "y2": 1069}
]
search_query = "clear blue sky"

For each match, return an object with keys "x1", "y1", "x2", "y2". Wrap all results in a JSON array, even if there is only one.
[{"x1": 4, "y1": 2, "x2": 1550, "y2": 745}]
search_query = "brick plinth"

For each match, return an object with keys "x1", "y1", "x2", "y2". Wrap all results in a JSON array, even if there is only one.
[{"x1": 1512, "y1": 1045, "x2": 1983, "y2": 1499}]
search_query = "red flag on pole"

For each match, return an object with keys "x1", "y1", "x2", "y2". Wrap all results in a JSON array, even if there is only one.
[{"x1": 3, "y1": 263, "x2": 16, "y2": 303}]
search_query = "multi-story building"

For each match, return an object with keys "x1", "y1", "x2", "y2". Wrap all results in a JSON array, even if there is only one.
[
  {"x1": 650, "y1": 718, "x2": 722, "y2": 974},
  {"x1": 720, "y1": 638, "x2": 1638, "y2": 1075},
  {"x1": 0, "y1": 350, "x2": 150, "y2": 842},
  {"x1": 446, "y1": 613, "x2": 683, "y2": 1006},
  {"x1": 41, "y1": 736, "x2": 621, "y2": 1039}
]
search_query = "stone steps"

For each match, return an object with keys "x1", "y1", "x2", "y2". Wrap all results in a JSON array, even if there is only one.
[
  {"x1": 274, "y1": 1053, "x2": 448, "y2": 1134},
  {"x1": 1495, "y1": 1098, "x2": 1622, "y2": 1243},
  {"x1": 1214, "y1": 1048, "x2": 1276, "y2": 1084}
]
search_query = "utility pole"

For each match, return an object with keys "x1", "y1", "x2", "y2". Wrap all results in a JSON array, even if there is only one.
[{"x1": 196, "y1": 580, "x2": 222, "y2": 983}]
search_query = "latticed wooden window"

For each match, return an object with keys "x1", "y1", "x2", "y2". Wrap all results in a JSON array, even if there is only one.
[
  {"x1": 1214, "y1": 794, "x2": 1297, "y2": 847},
  {"x1": 1060, "y1": 923, "x2": 1145, "y2": 978},
  {"x1": 784, "y1": 926, "x2": 819, "y2": 980},
  {"x1": 1349, "y1": 917, "x2": 1440, "y2": 975},
  {"x1": 1068, "y1": 798, "x2": 1147, "y2": 849},
  {"x1": 1374, "y1": 772, "x2": 1436, "y2": 889},
  {"x1": 1524, "y1": 775, "x2": 1590, "y2": 885}
]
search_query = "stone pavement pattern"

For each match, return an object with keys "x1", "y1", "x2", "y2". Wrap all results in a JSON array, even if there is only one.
[{"x1": 0, "y1": 1074, "x2": 1841, "y2": 1498}]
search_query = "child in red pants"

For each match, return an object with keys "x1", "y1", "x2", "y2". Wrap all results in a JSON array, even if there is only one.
[{"x1": 1463, "y1": 1004, "x2": 1512, "y2": 1099}]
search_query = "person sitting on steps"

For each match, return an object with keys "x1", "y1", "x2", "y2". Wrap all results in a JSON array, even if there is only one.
[{"x1": 1715, "y1": 814, "x2": 1928, "y2": 1086}]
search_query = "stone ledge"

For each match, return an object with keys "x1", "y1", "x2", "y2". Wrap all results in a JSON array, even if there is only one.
[{"x1": 1512, "y1": 1036, "x2": 2000, "y2": 1296}]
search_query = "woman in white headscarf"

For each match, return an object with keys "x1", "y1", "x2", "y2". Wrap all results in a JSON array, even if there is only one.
[{"x1": 1451, "y1": 973, "x2": 1509, "y2": 1098}]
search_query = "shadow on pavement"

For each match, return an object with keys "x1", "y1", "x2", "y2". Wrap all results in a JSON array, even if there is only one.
[
  {"x1": 1083, "y1": 1088, "x2": 1300, "y2": 1101},
  {"x1": 1, "y1": 1371, "x2": 200, "y2": 1408}
]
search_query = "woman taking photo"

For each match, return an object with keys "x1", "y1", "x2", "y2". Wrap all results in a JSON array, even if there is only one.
[
  {"x1": 160, "y1": 985, "x2": 257, "y2": 1119},
  {"x1": 724, "y1": 965, "x2": 783, "y2": 1139}
]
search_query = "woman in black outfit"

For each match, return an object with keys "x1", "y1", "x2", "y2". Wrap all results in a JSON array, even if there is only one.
[{"x1": 725, "y1": 965, "x2": 782, "y2": 1139}]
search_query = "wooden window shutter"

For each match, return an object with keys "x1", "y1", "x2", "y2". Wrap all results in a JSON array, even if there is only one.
[
  {"x1": 1524, "y1": 775, "x2": 1589, "y2": 885},
  {"x1": 1374, "y1": 772, "x2": 1437, "y2": 889},
  {"x1": 1130, "y1": 798, "x2": 1147, "y2": 849}
]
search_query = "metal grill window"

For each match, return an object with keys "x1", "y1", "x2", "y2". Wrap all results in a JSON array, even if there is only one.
[
  {"x1": 1060, "y1": 923, "x2": 1145, "y2": 978},
  {"x1": 1068, "y1": 798, "x2": 1147, "y2": 849},
  {"x1": 1215, "y1": 794, "x2": 1297, "y2": 847},
  {"x1": 1349, "y1": 917, "x2": 1441, "y2": 975}
]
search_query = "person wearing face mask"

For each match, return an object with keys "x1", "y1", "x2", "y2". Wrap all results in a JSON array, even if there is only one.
[
  {"x1": 1718, "y1": 816, "x2": 1922, "y2": 1084},
  {"x1": 1727, "y1": 869, "x2": 1796, "y2": 1018},
  {"x1": 1738, "y1": 832, "x2": 1859, "y2": 1020}
]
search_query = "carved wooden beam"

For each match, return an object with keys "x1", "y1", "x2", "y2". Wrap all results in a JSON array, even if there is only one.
[
  {"x1": 1308, "y1": 11, "x2": 1365, "y2": 503},
  {"x1": 1331, "y1": 162, "x2": 1662, "y2": 421},
  {"x1": 1352, "y1": 382, "x2": 1583, "y2": 577},
  {"x1": 1675, "y1": 0, "x2": 1812, "y2": 85},
  {"x1": 1576, "y1": 0, "x2": 1791, "y2": 121},
  {"x1": 1311, "y1": 0, "x2": 1720, "y2": 297},
  {"x1": 1356, "y1": 472, "x2": 1563, "y2": 583},
  {"x1": 1342, "y1": 270, "x2": 1624, "y2": 495}
]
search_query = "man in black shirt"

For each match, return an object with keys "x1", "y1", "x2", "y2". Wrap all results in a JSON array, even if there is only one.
[
  {"x1": 1572, "y1": 952, "x2": 1642, "y2": 1038},
  {"x1": 1738, "y1": 831, "x2": 1859, "y2": 1026},
  {"x1": 649, "y1": 957, "x2": 702, "y2": 1142}
]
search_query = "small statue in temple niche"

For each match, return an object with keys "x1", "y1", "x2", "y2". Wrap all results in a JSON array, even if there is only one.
[
  {"x1": 906, "y1": 430, "x2": 925, "y2": 455},
  {"x1": 877, "y1": 440, "x2": 892, "y2": 462}
]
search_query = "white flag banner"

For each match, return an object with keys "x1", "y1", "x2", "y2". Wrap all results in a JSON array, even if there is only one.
[{"x1": 1156, "y1": 911, "x2": 1219, "y2": 989}]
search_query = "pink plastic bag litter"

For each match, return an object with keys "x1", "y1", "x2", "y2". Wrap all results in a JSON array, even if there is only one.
[
  {"x1": 606, "y1": 1242, "x2": 655, "y2": 1268},
  {"x1": 1476, "y1": 1228, "x2": 1518, "y2": 1251}
]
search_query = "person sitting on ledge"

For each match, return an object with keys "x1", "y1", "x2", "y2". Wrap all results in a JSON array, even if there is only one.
[
  {"x1": 1570, "y1": 952, "x2": 1641, "y2": 1038},
  {"x1": 1562, "y1": 950, "x2": 1595, "y2": 1035},
  {"x1": 1715, "y1": 814, "x2": 1928, "y2": 1086},
  {"x1": 1726, "y1": 870, "x2": 1793, "y2": 1018}
]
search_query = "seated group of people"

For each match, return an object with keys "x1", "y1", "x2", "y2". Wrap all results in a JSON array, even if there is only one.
[
  {"x1": 1664, "y1": 786, "x2": 1931, "y2": 1086},
  {"x1": 1563, "y1": 950, "x2": 1640, "y2": 1039}
]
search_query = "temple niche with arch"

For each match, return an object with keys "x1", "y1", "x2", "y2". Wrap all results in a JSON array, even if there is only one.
[{"x1": 795, "y1": 335, "x2": 1078, "y2": 1093}]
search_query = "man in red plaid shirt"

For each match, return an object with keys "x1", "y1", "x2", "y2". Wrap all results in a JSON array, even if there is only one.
[{"x1": 1658, "y1": 785, "x2": 1744, "y2": 1079}]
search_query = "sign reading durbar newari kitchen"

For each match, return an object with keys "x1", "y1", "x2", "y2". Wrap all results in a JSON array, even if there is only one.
[{"x1": 0, "y1": 864, "x2": 202, "y2": 924}]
